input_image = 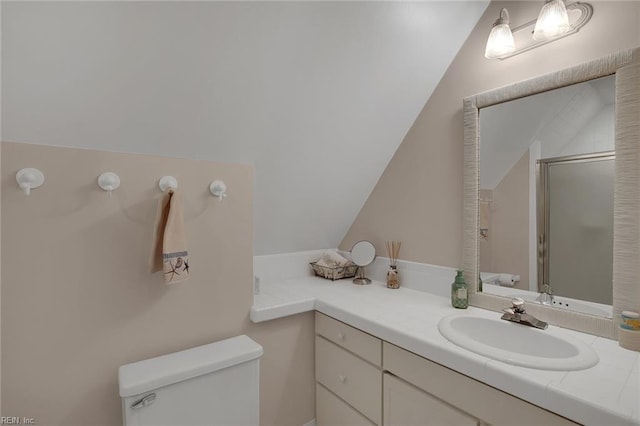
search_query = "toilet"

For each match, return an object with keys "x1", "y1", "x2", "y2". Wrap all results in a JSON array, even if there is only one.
[{"x1": 119, "y1": 335, "x2": 263, "y2": 426}]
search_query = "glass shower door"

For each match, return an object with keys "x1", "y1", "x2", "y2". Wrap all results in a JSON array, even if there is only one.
[{"x1": 544, "y1": 155, "x2": 614, "y2": 305}]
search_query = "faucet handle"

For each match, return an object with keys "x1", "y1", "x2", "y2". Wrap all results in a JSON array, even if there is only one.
[{"x1": 511, "y1": 297, "x2": 525, "y2": 314}]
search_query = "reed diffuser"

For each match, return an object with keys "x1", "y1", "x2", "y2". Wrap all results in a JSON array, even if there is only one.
[{"x1": 385, "y1": 241, "x2": 401, "y2": 289}]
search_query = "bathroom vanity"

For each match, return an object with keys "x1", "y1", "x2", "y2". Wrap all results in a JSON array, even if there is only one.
[
  {"x1": 315, "y1": 311, "x2": 576, "y2": 426},
  {"x1": 251, "y1": 271, "x2": 639, "y2": 426}
]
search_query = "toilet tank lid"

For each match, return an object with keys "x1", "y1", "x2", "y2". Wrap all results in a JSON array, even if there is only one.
[{"x1": 119, "y1": 335, "x2": 263, "y2": 397}]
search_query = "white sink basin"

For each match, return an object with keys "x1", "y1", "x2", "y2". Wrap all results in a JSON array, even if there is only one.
[{"x1": 438, "y1": 315, "x2": 598, "y2": 371}]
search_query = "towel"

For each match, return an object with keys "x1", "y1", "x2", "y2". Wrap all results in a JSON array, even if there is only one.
[
  {"x1": 315, "y1": 250, "x2": 353, "y2": 269},
  {"x1": 150, "y1": 189, "x2": 190, "y2": 284}
]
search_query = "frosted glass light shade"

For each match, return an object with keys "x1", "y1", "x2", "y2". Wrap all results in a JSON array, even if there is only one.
[
  {"x1": 533, "y1": 0, "x2": 570, "y2": 41},
  {"x1": 485, "y1": 8, "x2": 515, "y2": 60},
  {"x1": 485, "y1": 23, "x2": 515, "y2": 59}
]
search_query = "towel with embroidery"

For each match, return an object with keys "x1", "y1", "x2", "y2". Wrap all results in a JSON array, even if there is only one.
[{"x1": 150, "y1": 189, "x2": 190, "y2": 284}]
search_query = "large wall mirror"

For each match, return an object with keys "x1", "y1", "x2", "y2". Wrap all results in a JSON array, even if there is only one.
[
  {"x1": 479, "y1": 75, "x2": 615, "y2": 317},
  {"x1": 463, "y1": 48, "x2": 640, "y2": 339}
]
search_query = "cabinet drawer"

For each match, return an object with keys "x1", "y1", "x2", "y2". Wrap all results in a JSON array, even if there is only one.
[
  {"x1": 316, "y1": 336, "x2": 382, "y2": 425},
  {"x1": 383, "y1": 373, "x2": 477, "y2": 426},
  {"x1": 316, "y1": 384, "x2": 375, "y2": 426},
  {"x1": 315, "y1": 312, "x2": 381, "y2": 366}
]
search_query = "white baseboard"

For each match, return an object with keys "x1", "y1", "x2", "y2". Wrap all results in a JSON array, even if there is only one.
[{"x1": 302, "y1": 419, "x2": 316, "y2": 426}]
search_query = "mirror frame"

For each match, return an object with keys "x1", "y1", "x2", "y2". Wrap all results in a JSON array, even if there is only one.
[{"x1": 463, "y1": 47, "x2": 640, "y2": 339}]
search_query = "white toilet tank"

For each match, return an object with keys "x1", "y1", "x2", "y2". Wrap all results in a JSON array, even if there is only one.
[{"x1": 119, "y1": 335, "x2": 263, "y2": 426}]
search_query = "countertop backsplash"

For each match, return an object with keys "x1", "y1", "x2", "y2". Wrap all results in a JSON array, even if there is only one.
[{"x1": 254, "y1": 249, "x2": 456, "y2": 299}]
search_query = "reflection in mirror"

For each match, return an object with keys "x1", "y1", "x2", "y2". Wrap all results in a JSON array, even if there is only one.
[{"x1": 478, "y1": 75, "x2": 615, "y2": 318}]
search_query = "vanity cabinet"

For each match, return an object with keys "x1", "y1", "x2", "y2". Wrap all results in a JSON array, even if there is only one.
[
  {"x1": 383, "y1": 342, "x2": 577, "y2": 426},
  {"x1": 316, "y1": 383, "x2": 375, "y2": 426},
  {"x1": 316, "y1": 312, "x2": 578, "y2": 426},
  {"x1": 383, "y1": 372, "x2": 477, "y2": 426},
  {"x1": 315, "y1": 312, "x2": 382, "y2": 425}
]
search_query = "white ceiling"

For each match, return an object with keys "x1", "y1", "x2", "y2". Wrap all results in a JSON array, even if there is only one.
[{"x1": 2, "y1": 1, "x2": 488, "y2": 255}]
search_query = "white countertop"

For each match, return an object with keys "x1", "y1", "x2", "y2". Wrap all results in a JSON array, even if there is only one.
[{"x1": 251, "y1": 276, "x2": 640, "y2": 426}]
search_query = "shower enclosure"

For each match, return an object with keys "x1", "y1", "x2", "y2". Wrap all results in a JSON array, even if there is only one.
[{"x1": 537, "y1": 151, "x2": 614, "y2": 305}]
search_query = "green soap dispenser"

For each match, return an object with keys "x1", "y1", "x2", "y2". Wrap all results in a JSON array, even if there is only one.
[{"x1": 451, "y1": 270, "x2": 468, "y2": 309}]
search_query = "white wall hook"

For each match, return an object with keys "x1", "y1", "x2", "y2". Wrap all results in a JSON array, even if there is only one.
[
  {"x1": 98, "y1": 172, "x2": 120, "y2": 196},
  {"x1": 16, "y1": 168, "x2": 45, "y2": 196},
  {"x1": 159, "y1": 176, "x2": 178, "y2": 192},
  {"x1": 209, "y1": 180, "x2": 227, "y2": 200}
]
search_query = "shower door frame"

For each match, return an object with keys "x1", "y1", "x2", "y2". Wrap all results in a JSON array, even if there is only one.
[{"x1": 536, "y1": 151, "x2": 615, "y2": 293}]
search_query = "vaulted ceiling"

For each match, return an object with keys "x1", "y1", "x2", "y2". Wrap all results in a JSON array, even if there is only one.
[{"x1": 2, "y1": 1, "x2": 489, "y2": 254}]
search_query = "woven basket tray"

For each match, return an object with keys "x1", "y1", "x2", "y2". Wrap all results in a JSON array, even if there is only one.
[{"x1": 310, "y1": 262, "x2": 358, "y2": 281}]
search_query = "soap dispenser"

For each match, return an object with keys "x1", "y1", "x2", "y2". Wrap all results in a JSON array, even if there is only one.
[{"x1": 451, "y1": 270, "x2": 468, "y2": 309}]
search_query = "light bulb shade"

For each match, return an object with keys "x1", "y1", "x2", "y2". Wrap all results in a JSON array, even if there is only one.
[
  {"x1": 485, "y1": 23, "x2": 515, "y2": 59},
  {"x1": 533, "y1": 0, "x2": 570, "y2": 41}
]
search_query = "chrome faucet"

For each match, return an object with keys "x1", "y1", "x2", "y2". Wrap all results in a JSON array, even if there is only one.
[{"x1": 501, "y1": 298, "x2": 548, "y2": 330}]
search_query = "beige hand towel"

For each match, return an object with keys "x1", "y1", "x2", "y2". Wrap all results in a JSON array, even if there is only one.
[{"x1": 150, "y1": 189, "x2": 190, "y2": 284}]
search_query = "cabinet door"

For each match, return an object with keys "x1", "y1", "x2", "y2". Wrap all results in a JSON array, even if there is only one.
[
  {"x1": 316, "y1": 384, "x2": 375, "y2": 426},
  {"x1": 383, "y1": 373, "x2": 478, "y2": 426},
  {"x1": 383, "y1": 343, "x2": 578, "y2": 426}
]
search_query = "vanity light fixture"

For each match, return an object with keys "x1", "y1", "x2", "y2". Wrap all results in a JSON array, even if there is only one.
[
  {"x1": 533, "y1": 0, "x2": 570, "y2": 41},
  {"x1": 484, "y1": 8, "x2": 515, "y2": 59},
  {"x1": 485, "y1": 1, "x2": 593, "y2": 60}
]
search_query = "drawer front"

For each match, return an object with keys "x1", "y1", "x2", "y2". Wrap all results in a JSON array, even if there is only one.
[
  {"x1": 383, "y1": 373, "x2": 478, "y2": 426},
  {"x1": 315, "y1": 312, "x2": 382, "y2": 366},
  {"x1": 316, "y1": 384, "x2": 375, "y2": 426},
  {"x1": 316, "y1": 336, "x2": 382, "y2": 424}
]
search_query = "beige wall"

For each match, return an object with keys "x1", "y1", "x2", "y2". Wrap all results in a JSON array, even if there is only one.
[
  {"x1": 251, "y1": 312, "x2": 315, "y2": 426},
  {"x1": 1, "y1": 142, "x2": 314, "y2": 426},
  {"x1": 340, "y1": 1, "x2": 640, "y2": 267},
  {"x1": 485, "y1": 152, "x2": 530, "y2": 291}
]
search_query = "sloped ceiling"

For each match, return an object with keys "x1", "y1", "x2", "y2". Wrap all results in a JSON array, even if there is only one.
[{"x1": 2, "y1": 1, "x2": 488, "y2": 255}]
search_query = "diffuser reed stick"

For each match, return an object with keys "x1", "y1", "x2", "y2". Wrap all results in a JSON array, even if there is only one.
[
  {"x1": 385, "y1": 241, "x2": 401, "y2": 266},
  {"x1": 385, "y1": 241, "x2": 401, "y2": 289}
]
